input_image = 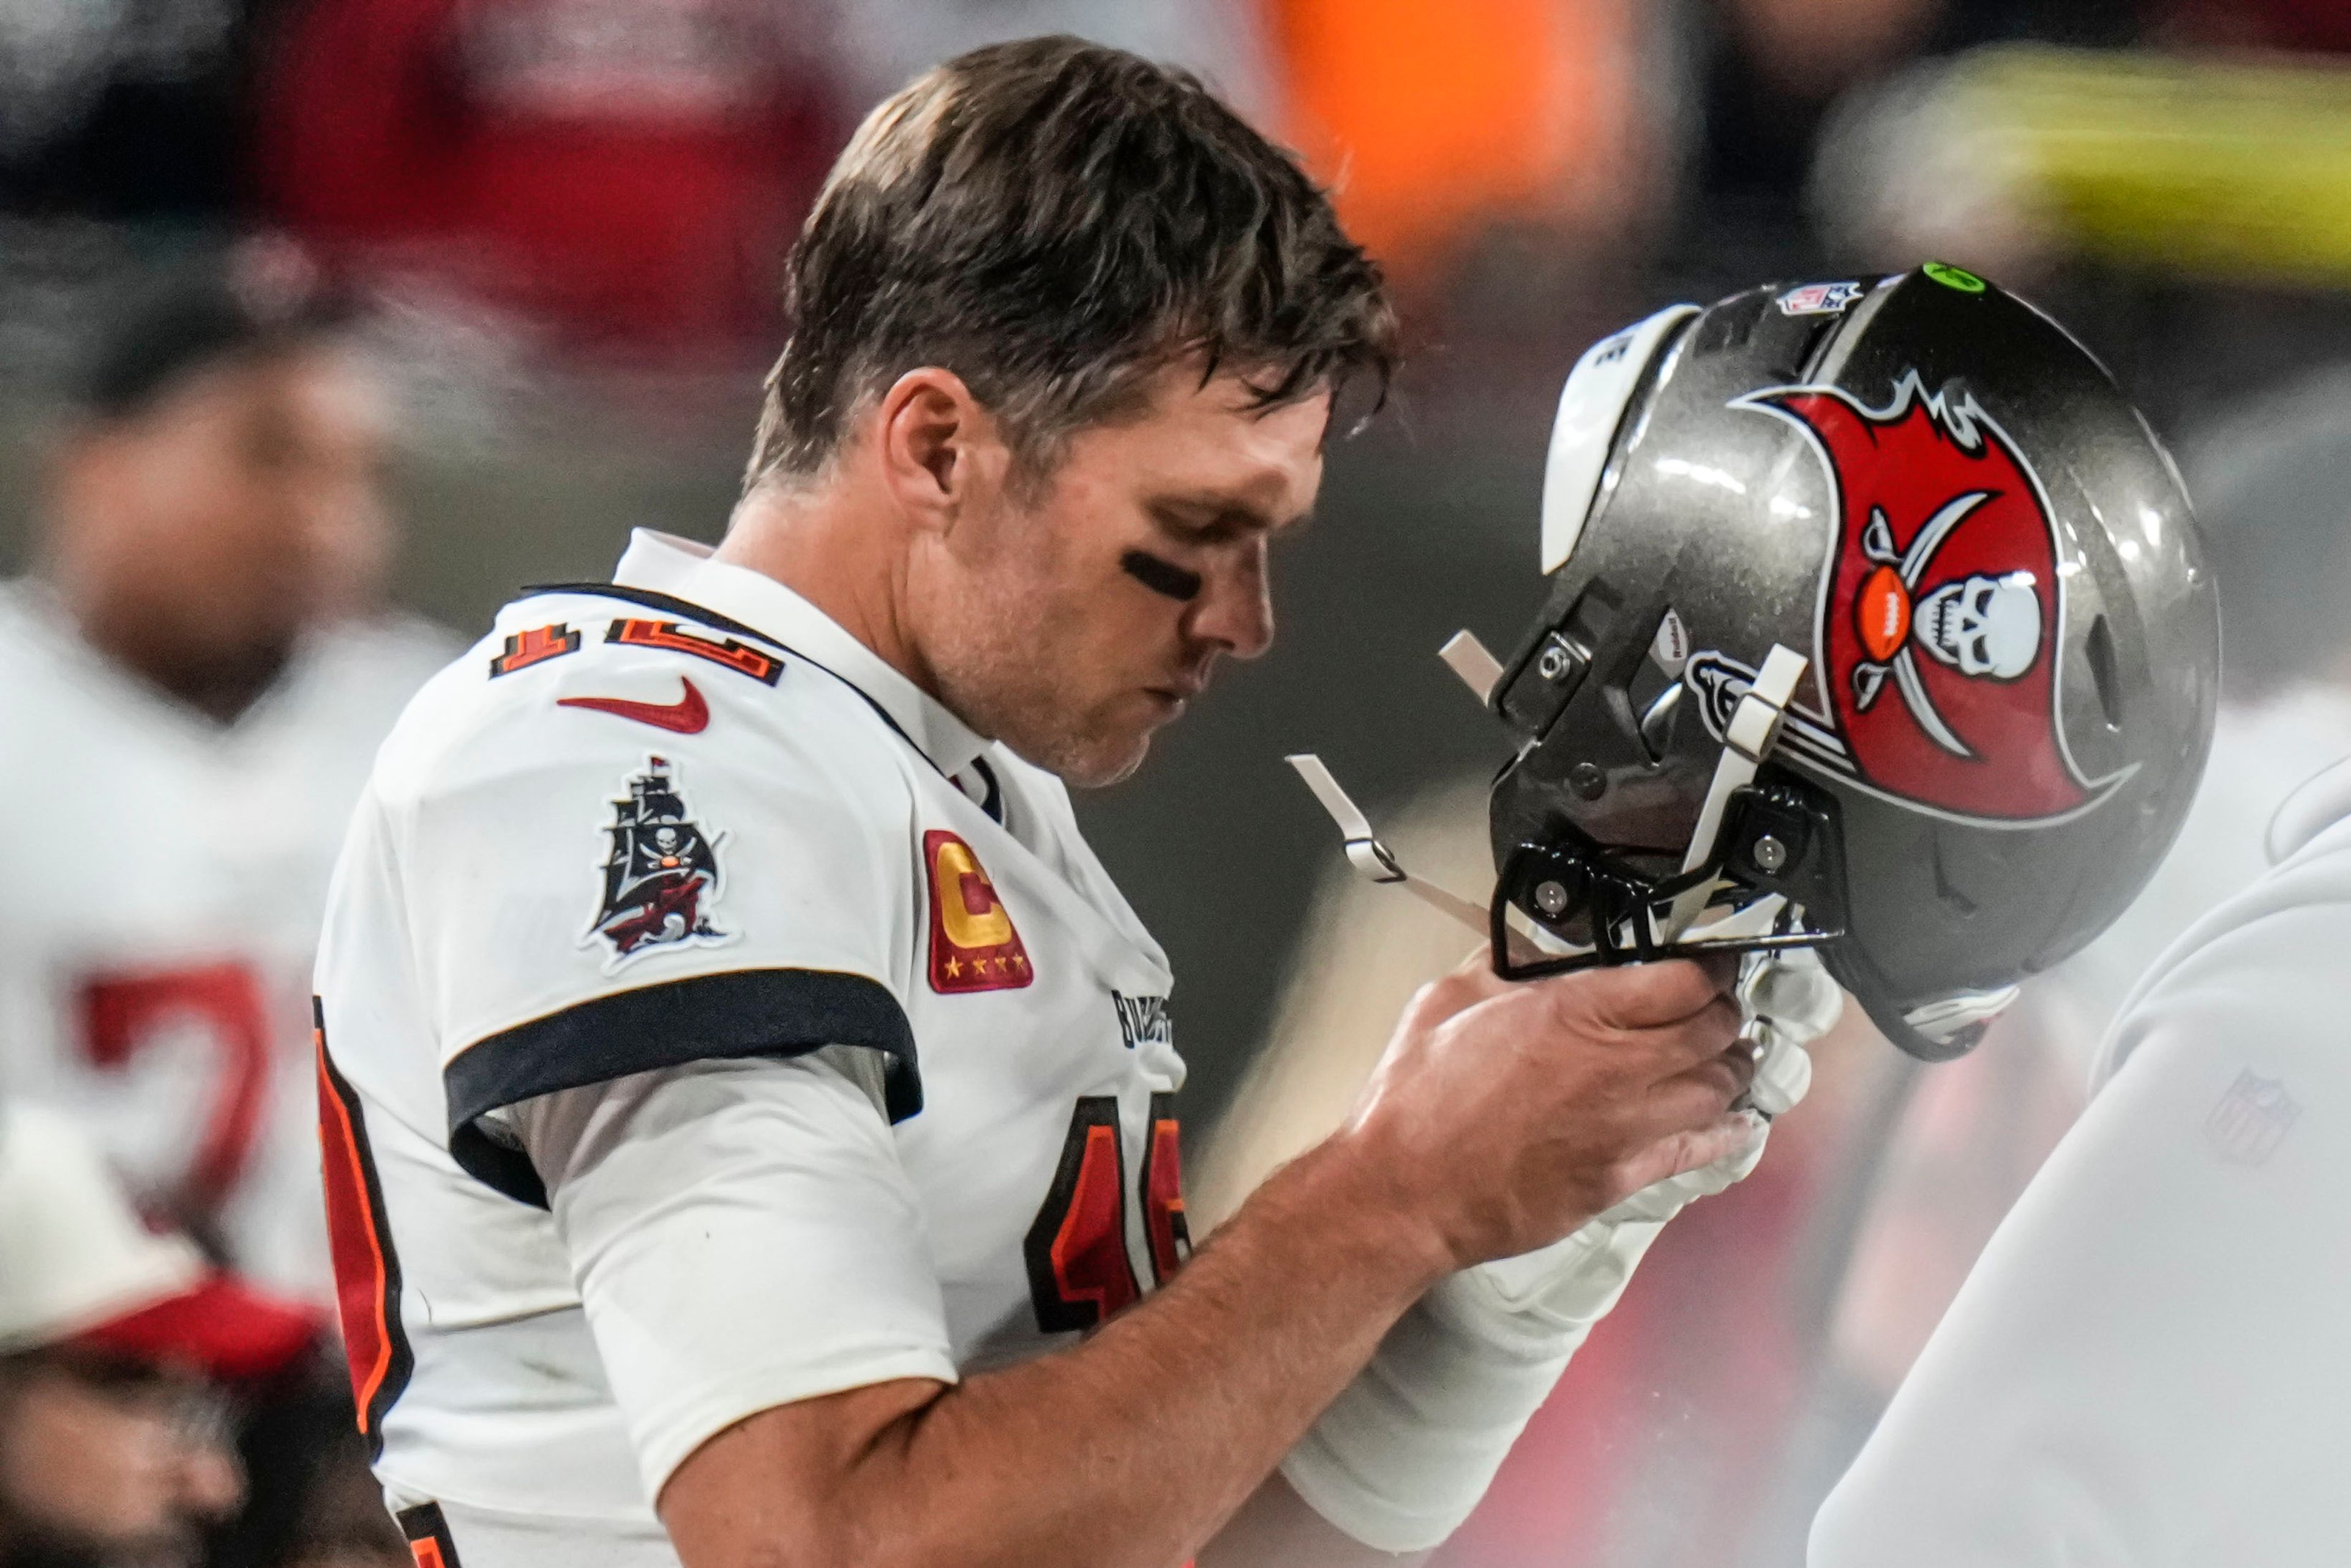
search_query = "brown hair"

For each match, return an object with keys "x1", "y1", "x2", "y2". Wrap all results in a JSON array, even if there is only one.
[{"x1": 746, "y1": 36, "x2": 1396, "y2": 489}]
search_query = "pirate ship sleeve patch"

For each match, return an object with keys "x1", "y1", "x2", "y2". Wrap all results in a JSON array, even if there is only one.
[
  {"x1": 583, "y1": 756, "x2": 735, "y2": 971},
  {"x1": 443, "y1": 969, "x2": 921, "y2": 1207},
  {"x1": 432, "y1": 752, "x2": 924, "y2": 1207}
]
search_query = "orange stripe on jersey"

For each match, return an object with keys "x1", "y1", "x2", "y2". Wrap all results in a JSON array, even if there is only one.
[
  {"x1": 607, "y1": 618, "x2": 783, "y2": 685},
  {"x1": 1141, "y1": 1100, "x2": 1191, "y2": 1287},
  {"x1": 489, "y1": 622, "x2": 581, "y2": 677},
  {"x1": 408, "y1": 1540, "x2": 446, "y2": 1568},
  {"x1": 315, "y1": 1004, "x2": 411, "y2": 1451}
]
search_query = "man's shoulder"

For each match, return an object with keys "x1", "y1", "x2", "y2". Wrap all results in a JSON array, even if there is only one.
[
  {"x1": 373, "y1": 583, "x2": 921, "y2": 828},
  {"x1": 2099, "y1": 805, "x2": 2351, "y2": 1088}
]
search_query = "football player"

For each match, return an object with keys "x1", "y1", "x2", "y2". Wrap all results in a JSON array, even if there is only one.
[
  {"x1": 312, "y1": 39, "x2": 1791, "y2": 1568},
  {"x1": 0, "y1": 246, "x2": 451, "y2": 1299}
]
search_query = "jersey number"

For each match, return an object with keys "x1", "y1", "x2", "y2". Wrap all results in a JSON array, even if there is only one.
[
  {"x1": 1023, "y1": 1095, "x2": 1190, "y2": 1334},
  {"x1": 78, "y1": 962, "x2": 273, "y2": 1211}
]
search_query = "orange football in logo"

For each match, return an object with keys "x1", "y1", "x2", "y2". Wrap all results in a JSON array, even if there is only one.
[
  {"x1": 1856, "y1": 563, "x2": 1912, "y2": 662},
  {"x1": 924, "y1": 830, "x2": 1033, "y2": 993}
]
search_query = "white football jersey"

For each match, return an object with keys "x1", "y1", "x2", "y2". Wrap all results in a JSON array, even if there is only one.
[
  {"x1": 312, "y1": 531, "x2": 1189, "y2": 1547},
  {"x1": 0, "y1": 585, "x2": 451, "y2": 1299},
  {"x1": 1810, "y1": 755, "x2": 2351, "y2": 1567}
]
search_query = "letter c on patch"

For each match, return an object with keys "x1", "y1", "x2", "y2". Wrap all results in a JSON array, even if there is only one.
[{"x1": 933, "y1": 837, "x2": 1014, "y2": 949}]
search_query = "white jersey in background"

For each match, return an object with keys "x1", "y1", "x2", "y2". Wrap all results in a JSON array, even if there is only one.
[
  {"x1": 2014, "y1": 685, "x2": 2351, "y2": 1076},
  {"x1": 313, "y1": 530, "x2": 1188, "y2": 1566},
  {"x1": 1809, "y1": 754, "x2": 2351, "y2": 1567},
  {"x1": 0, "y1": 585, "x2": 451, "y2": 1299}
]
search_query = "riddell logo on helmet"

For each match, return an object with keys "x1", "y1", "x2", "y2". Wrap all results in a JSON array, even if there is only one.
[{"x1": 1690, "y1": 374, "x2": 2127, "y2": 825}]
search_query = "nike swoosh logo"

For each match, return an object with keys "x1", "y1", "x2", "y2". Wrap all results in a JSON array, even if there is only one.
[{"x1": 558, "y1": 677, "x2": 710, "y2": 734}]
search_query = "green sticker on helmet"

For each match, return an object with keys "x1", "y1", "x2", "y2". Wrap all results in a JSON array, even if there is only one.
[{"x1": 1923, "y1": 261, "x2": 1988, "y2": 294}]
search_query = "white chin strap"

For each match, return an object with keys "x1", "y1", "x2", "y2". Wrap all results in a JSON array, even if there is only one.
[
  {"x1": 1659, "y1": 643, "x2": 1809, "y2": 940},
  {"x1": 1288, "y1": 638, "x2": 1812, "y2": 962}
]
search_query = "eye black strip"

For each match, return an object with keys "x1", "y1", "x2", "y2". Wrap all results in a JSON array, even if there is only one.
[{"x1": 1121, "y1": 550, "x2": 1202, "y2": 602}]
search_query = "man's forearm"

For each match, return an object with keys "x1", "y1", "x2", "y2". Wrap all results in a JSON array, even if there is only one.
[{"x1": 664, "y1": 1135, "x2": 1444, "y2": 1568}]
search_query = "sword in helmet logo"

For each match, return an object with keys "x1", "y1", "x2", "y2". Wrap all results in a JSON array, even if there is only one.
[
  {"x1": 1847, "y1": 492, "x2": 2043, "y2": 757},
  {"x1": 583, "y1": 757, "x2": 733, "y2": 969}
]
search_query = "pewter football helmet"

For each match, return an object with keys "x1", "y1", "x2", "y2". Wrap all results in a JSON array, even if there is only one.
[{"x1": 1483, "y1": 266, "x2": 2218, "y2": 1058}]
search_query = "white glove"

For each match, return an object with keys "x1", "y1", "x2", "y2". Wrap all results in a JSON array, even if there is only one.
[{"x1": 1282, "y1": 950, "x2": 1842, "y2": 1552}]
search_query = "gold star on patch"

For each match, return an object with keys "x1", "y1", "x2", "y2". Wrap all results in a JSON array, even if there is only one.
[{"x1": 944, "y1": 955, "x2": 963, "y2": 978}]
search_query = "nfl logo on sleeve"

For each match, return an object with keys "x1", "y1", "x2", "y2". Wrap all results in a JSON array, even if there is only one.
[
  {"x1": 925, "y1": 830, "x2": 1032, "y2": 992},
  {"x1": 2204, "y1": 1070, "x2": 2300, "y2": 1168}
]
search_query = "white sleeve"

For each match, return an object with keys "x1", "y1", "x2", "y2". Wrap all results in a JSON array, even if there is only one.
[
  {"x1": 508, "y1": 1052, "x2": 958, "y2": 1499},
  {"x1": 383, "y1": 696, "x2": 925, "y2": 1206},
  {"x1": 1810, "y1": 899, "x2": 2351, "y2": 1567}
]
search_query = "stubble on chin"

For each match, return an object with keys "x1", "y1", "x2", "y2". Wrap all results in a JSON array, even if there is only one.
[{"x1": 990, "y1": 701, "x2": 1155, "y2": 789}]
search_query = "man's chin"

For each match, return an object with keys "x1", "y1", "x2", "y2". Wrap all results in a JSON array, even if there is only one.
[
  {"x1": 1003, "y1": 722, "x2": 1156, "y2": 790},
  {"x1": 1056, "y1": 732, "x2": 1156, "y2": 790}
]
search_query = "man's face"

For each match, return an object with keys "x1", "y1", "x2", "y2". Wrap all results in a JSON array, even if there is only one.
[
  {"x1": 55, "y1": 342, "x2": 395, "y2": 668},
  {"x1": 910, "y1": 364, "x2": 1328, "y2": 787},
  {"x1": 0, "y1": 1354, "x2": 242, "y2": 1563}
]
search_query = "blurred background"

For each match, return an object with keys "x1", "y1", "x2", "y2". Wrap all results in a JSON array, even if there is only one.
[{"x1": 5, "y1": 1, "x2": 2351, "y2": 1565}]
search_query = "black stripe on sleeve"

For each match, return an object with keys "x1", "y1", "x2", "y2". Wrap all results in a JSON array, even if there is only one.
[{"x1": 443, "y1": 968, "x2": 921, "y2": 1207}]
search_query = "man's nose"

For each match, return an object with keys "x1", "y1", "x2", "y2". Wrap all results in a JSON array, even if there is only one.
[{"x1": 1188, "y1": 539, "x2": 1274, "y2": 661}]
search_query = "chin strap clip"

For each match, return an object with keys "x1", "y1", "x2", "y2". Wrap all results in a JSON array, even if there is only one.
[
  {"x1": 1285, "y1": 754, "x2": 1550, "y2": 966},
  {"x1": 1659, "y1": 643, "x2": 1809, "y2": 940}
]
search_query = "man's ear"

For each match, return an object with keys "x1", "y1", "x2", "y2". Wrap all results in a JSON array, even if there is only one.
[{"x1": 874, "y1": 367, "x2": 1008, "y2": 538}]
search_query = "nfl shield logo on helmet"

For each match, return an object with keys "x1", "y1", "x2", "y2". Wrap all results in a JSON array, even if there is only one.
[
  {"x1": 1776, "y1": 280, "x2": 1863, "y2": 317},
  {"x1": 1698, "y1": 372, "x2": 2129, "y2": 827},
  {"x1": 583, "y1": 757, "x2": 734, "y2": 970}
]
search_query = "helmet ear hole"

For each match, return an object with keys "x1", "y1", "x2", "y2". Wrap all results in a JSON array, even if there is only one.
[{"x1": 2085, "y1": 613, "x2": 2124, "y2": 732}]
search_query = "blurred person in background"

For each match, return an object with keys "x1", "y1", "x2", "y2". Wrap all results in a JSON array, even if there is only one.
[
  {"x1": 256, "y1": 0, "x2": 1283, "y2": 358},
  {"x1": 256, "y1": 0, "x2": 846, "y2": 353},
  {"x1": 0, "y1": 1101, "x2": 339, "y2": 1568},
  {"x1": 0, "y1": 240, "x2": 451, "y2": 1300}
]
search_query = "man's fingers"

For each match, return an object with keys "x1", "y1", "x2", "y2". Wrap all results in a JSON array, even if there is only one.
[
  {"x1": 1556, "y1": 958, "x2": 1733, "y2": 1031},
  {"x1": 1635, "y1": 994, "x2": 1745, "y2": 1076},
  {"x1": 1657, "y1": 1035, "x2": 1760, "y2": 1109},
  {"x1": 1618, "y1": 1112, "x2": 1761, "y2": 1195}
]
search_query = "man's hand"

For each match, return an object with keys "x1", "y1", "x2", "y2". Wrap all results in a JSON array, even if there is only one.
[
  {"x1": 654, "y1": 956, "x2": 1752, "y2": 1568},
  {"x1": 1335, "y1": 952, "x2": 1755, "y2": 1274}
]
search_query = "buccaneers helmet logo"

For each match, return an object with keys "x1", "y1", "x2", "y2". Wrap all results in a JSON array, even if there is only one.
[{"x1": 1714, "y1": 374, "x2": 2119, "y2": 823}]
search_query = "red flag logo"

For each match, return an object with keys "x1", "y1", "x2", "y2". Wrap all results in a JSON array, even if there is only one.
[{"x1": 1731, "y1": 375, "x2": 2117, "y2": 823}]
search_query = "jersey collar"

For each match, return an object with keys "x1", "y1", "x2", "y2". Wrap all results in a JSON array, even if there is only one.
[{"x1": 610, "y1": 529, "x2": 994, "y2": 781}]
